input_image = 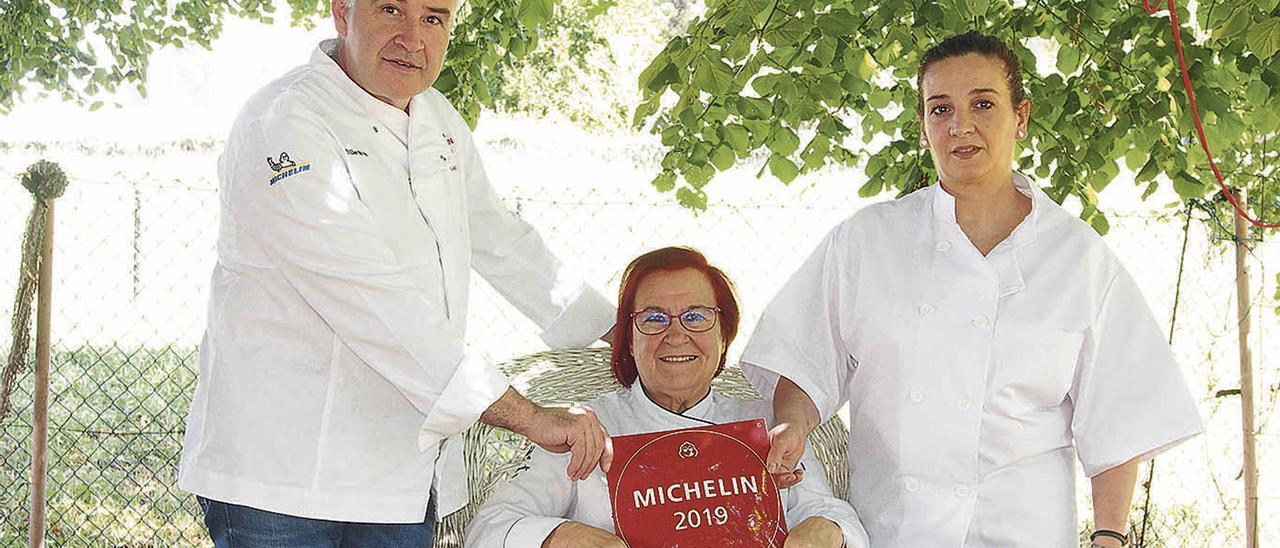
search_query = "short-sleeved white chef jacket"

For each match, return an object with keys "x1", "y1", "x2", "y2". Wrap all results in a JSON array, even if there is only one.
[
  {"x1": 741, "y1": 174, "x2": 1203, "y2": 547},
  {"x1": 178, "y1": 40, "x2": 614, "y2": 524},
  {"x1": 464, "y1": 384, "x2": 871, "y2": 548}
]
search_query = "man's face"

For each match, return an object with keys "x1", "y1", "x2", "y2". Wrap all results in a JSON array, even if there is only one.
[{"x1": 332, "y1": 0, "x2": 456, "y2": 111}]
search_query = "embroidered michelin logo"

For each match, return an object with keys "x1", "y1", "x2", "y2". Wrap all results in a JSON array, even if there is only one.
[{"x1": 267, "y1": 152, "x2": 311, "y2": 186}]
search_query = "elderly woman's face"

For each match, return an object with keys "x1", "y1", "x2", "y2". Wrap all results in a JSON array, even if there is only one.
[
  {"x1": 920, "y1": 53, "x2": 1030, "y2": 188},
  {"x1": 630, "y1": 268, "x2": 725, "y2": 409}
]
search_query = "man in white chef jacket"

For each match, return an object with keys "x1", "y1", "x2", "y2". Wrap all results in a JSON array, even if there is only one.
[{"x1": 177, "y1": 0, "x2": 616, "y2": 545}]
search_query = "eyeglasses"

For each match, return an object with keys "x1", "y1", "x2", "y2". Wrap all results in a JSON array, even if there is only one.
[{"x1": 630, "y1": 306, "x2": 721, "y2": 335}]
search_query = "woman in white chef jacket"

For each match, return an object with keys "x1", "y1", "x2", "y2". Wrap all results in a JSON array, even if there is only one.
[
  {"x1": 465, "y1": 247, "x2": 869, "y2": 548},
  {"x1": 741, "y1": 31, "x2": 1203, "y2": 548}
]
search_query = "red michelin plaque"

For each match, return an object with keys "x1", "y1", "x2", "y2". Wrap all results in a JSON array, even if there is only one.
[{"x1": 607, "y1": 418, "x2": 787, "y2": 547}]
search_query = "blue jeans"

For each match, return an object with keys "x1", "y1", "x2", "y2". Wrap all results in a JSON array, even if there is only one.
[{"x1": 198, "y1": 496, "x2": 436, "y2": 548}]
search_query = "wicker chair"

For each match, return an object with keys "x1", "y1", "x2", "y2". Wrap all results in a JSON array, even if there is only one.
[{"x1": 432, "y1": 347, "x2": 850, "y2": 547}]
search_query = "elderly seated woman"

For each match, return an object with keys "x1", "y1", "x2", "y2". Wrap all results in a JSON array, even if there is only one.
[{"x1": 465, "y1": 247, "x2": 869, "y2": 548}]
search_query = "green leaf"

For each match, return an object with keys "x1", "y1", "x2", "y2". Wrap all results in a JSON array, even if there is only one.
[
  {"x1": 765, "y1": 18, "x2": 809, "y2": 48},
  {"x1": 1173, "y1": 171, "x2": 1206, "y2": 199},
  {"x1": 584, "y1": 0, "x2": 616, "y2": 18},
  {"x1": 721, "y1": 124, "x2": 750, "y2": 153},
  {"x1": 769, "y1": 154, "x2": 800, "y2": 183},
  {"x1": 1248, "y1": 17, "x2": 1280, "y2": 61},
  {"x1": 688, "y1": 141, "x2": 710, "y2": 167},
  {"x1": 710, "y1": 146, "x2": 736, "y2": 171},
  {"x1": 1124, "y1": 147, "x2": 1147, "y2": 170},
  {"x1": 868, "y1": 89, "x2": 891, "y2": 109},
  {"x1": 813, "y1": 36, "x2": 838, "y2": 67},
  {"x1": 507, "y1": 37, "x2": 527, "y2": 57},
  {"x1": 703, "y1": 59, "x2": 737, "y2": 94},
  {"x1": 742, "y1": 0, "x2": 771, "y2": 19},
  {"x1": 641, "y1": 62, "x2": 679, "y2": 93},
  {"x1": 1088, "y1": 211, "x2": 1110, "y2": 235},
  {"x1": 812, "y1": 79, "x2": 843, "y2": 105},
  {"x1": 1247, "y1": 79, "x2": 1271, "y2": 106},
  {"x1": 1213, "y1": 6, "x2": 1252, "y2": 42},
  {"x1": 751, "y1": 73, "x2": 782, "y2": 96},
  {"x1": 769, "y1": 125, "x2": 801, "y2": 156},
  {"x1": 684, "y1": 163, "x2": 714, "y2": 187},
  {"x1": 632, "y1": 97, "x2": 659, "y2": 128},
  {"x1": 1056, "y1": 44, "x2": 1080, "y2": 74},
  {"x1": 433, "y1": 67, "x2": 459, "y2": 92},
  {"x1": 856, "y1": 50, "x2": 877, "y2": 80},
  {"x1": 858, "y1": 176, "x2": 884, "y2": 197},
  {"x1": 726, "y1": 34, "x2": 752, "y2": 60},
  {"x1": 1136, "y1": 182, "x2": 1158, "y2": 202},
  {"x1": 1136, "y1": 155, "x2": 1161, "y2": 182},
  {"x1": 676, "y1": 187, "x2": 707, "y2": 210},
  {"x1": 652, "y1": 171, "x2": 676, "y2": 192},
  {"x1": 840, "y1": 73, "x2": 867, "y2": 96},
  {"x1": 817, "y1": 9, "x2": 859, "y2": 35},
  {"x1": 516, "y1": 0, "x2": 554, "y2": 27}
]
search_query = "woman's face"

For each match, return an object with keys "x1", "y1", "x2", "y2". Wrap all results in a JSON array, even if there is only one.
[
  {"x1": 630, "y1": 268, "x2": 725, "y2": 410},
  {"x1": 920, "y1": 53, "x2": 1030, "y2": 189}
]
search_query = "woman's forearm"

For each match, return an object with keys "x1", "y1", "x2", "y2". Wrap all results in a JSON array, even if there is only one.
[
  {"x1": 774, "y1": 376, "x2": 821, "y2": 434},
  {"x1": 1089, "y1": 457, "x2": 1141, "y2": 546}
]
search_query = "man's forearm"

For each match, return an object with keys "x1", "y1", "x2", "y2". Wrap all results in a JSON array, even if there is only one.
[
  {"x1": 1090, "y1": 457, "x2": 1141, "y2": 545},
  {"x1": 480, "y1": 386, "x2": 612, "y2": 479},
  {"x1": 480, "y1": 387, "x2": 540, "y2": 435},
  {"x1": 774, "y1": 376, "x2": 821, "y2": 434}
]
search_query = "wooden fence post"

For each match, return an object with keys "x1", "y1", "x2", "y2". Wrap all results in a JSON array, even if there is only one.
[{"x1": 1231, "y1": 188, "x2": 1258, "y2": 548}]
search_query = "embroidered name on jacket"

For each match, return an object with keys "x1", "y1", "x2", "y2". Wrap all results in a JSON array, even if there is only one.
[{"x1": 267, "y1": 152, "x2": 311, "y2": 185}]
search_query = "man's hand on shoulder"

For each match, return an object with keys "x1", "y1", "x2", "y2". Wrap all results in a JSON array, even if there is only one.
[
  {"x1": 524, "y1": 404, "x2": 613, "y2": 480},
  {"x1": 480, "y1": 388, "x2": 613, "y2": 480}
]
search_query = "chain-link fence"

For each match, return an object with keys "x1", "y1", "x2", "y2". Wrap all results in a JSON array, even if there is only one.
[{"x1": 1, "y1": 119, "x2": 1276, "y2": 546}]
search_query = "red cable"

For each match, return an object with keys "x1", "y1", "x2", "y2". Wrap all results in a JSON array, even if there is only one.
[{"x1": 1143, "y1": 0, "x2": 1280, "y2": 228}]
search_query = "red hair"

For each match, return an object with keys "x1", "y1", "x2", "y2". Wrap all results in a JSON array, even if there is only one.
[{"x1": 610, "y1": 247, "x2": 740, "y2": 387}]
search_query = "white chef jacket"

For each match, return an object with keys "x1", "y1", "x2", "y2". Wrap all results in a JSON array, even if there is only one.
[
  {"x1": 740, "y1": 174, "x2": 1203, "y2": 547},
  {"x1": 464, "y1": 384, "x2": 871, "y2": 548},
  {"x1": 178, "y1": 40, "x2": 614, "y2": 524}
]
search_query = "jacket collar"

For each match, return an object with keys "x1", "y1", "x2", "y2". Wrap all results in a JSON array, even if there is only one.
[
  {"x1": 926, "y1": 172, "x2": 1042, "y2": 297},
  {"x1": 631, "y1": 378, "x2": 718, "y2": 427},
  {"x1": 929, "y1": 172, "x2": 1039, "y2": 235}
]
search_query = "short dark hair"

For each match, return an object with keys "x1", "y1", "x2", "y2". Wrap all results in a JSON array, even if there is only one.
[
  {"x1": 916, "y1": 30, "x2": 1026, "y2": 115},
  {"x1": 609, "y1": 247, "x2": 741, "y2": 387}
]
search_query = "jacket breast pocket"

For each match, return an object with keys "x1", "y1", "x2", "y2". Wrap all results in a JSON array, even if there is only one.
[{"x1": 988, "y1": 326, "x2": 1085, "y2": 413}]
